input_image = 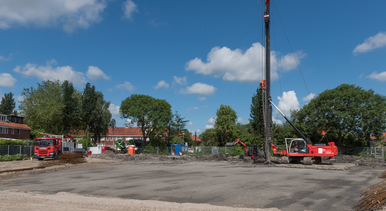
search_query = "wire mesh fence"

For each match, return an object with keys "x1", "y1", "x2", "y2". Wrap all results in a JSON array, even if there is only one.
[{"x1": 1, "y1": 145, "x2": 385, "y2": 158}]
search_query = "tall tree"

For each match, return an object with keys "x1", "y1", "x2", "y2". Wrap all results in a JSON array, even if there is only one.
[
  {"x1": 19, "y1": 80, "x2": 64, "y2": 134},
  {"x1": 61, "y1": 80, "x2": 80, "y2": 134},
  {"x1": 0, "y1": 92, "x2": 16, "y2": 115},
  {"x1": 81, "y1": 83, "x2": 97, "y2": 141},
  {"x1": 89, "y1": 91, "x2": 116, "y2": 144},
  {"x1": 293, "y1": 84, "x2": 386, "y2": 147},
  {"x1": 199, "y1": 128, "x2": 218, "y2": 146},
  {"x1": 120, "y1": 94, "x2": 172, "y2": 144},
  {"x1": 215, "y1": 105, "x2": 238, "y2": 146},
  {"x1": 168, "y1": 111, "x2": 188, "y2": 140},
  {"x1": 249, "y1": 88, "x2": 264, "y2": 137}
]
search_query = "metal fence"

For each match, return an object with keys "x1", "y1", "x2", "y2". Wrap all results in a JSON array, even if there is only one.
[
  {"x1": 0, "y1": 145, "x2": 34, "y2": 157},
  {"x1": 137, "y1": 146, "x2": 386, "y2": 158},
  {"x1": 1, "y1": 145, "x2": 385, "y2": 158}
]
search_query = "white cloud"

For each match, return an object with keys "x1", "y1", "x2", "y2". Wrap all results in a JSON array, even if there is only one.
[
  {"x1": 277, "y1": 91, "x2": 300, "y2": 117},
  {"x1": 109, "y1": 103, "x2": 120, "y2": 116},
  {"x1": 186, "y1": 42, "x2": 305, "y2": 83},
  {"x1": 179, "y1": 83, "x2": 216, "y2": 95},
  {"x1": 154, "y1": 80, "x2": 169, "y2": 89},
  {"x1": 173, "y1": 76, "x2": 187, "y2": 85},
  {"x1": 302, "y1": 93, "x2": 315, "y2": 102},
  {"x1": 116, "y1": 81, "x2": 134, "y2": 91},
  {"x1": 205, "y1": 125, "x2": 214, "y2": 129},
  {"x1": 208, "y1": 117, "x2": 216, "y2": 124},
  {"x1": 86, "y1": 66, "x2": 110, "y2": 80},
  {"x1": 237, "y1": 118, "x2": 249, "y2": 124},
  {"x1": 188, "y1": 129, "x2": 202, "y2": 135},
  {"x1": 367, "y1": 71, "x2": 386, "y2": 82},
  {"x1": 187, "y1": 107, "x2": 199, "y2": 113},
  {"x1": 272, "y1": 116, "x2": 283, "y2": 125},
  {"x1": 122, "y1": 0, "x2": 138, "y2": 19},
  {"x1": 0, "y1": 0, "x2": 107, "y2": 33},
  {"x1": 187, "y1": 122, "x2": 193, "y2": 126},
  {"x1": 353, "y1": 32, "x2": 386, "y2": 54},
  {"x1": 125, "y1": 118, "x2": 137, "y2": 127},
  {"x1": 0, "y1": 73, "x2": 16, "y2": 87},
  {"x1": 0, "y1": 54, "x2": 12, "y2": 61},
  {"x1": 198, "y1": 97, "x2": 206, "y2": 101},
  {"x1": 13, "y1": 62, "x2": 86, "y2": 87},
  {"x1": 17, "y1": 95, "x2": 25, "y2": 104}
]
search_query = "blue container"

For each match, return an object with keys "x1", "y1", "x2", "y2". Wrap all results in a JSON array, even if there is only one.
[{"x1": 170, "y1": 144, "x2": 182, "y2": 155}]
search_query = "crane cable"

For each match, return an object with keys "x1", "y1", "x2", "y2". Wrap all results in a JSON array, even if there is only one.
[{"x1": 272, "y1": 0, "x2": 311, "y2": 95}]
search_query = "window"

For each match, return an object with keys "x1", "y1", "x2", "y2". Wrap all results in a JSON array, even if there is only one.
[
  {"x1": 11, "y1": 129, "x2": 14, "y2": 134},
  {"x1": 17, "y1": 129, "x2": 20, "y2": 135},
  {"x1": 101, "y1": 137, "x2": 105, "y2": 141},
  {"x1": 0, "y1": 127, "x2": 8, "y2": 134},
  {"x1": 116, "y1": 137, "x2": 121, "y2": 140}
]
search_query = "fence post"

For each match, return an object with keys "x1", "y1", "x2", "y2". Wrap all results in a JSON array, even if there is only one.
[
  {"x1": 20, "y1": 145, "x2": 21, "y2": 154},
  {"x1": 157, "y1": 147, "x2": 159, "y2": 155},
  {"x1": 383, "y1": 147, "x2": 384, "y2": 158},
  {"x1": 8, "y1": 145, "x2": 9, "y2": 155}
]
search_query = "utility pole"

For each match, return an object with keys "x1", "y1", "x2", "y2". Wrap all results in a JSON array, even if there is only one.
[{"x1": 264, "y1": 0, "x2": 273, "y2": 163}]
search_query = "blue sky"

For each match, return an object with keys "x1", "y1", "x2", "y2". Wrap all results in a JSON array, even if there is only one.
[{"x1": 0, "y1": 0, "x2": 385, "y2": 135}]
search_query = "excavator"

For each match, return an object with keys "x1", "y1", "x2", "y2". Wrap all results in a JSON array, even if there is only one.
[
  {"x1": 269, "y1": 99, "x2": 338, "y2": 165},
  {"x1": 227, "y1": 138, "x2": 263, "y2": 161}
]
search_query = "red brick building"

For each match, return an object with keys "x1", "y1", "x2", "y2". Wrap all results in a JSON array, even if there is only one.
[
  {"x1": 0, "y1": 114, "x2": 32, "y2": 140},
  {"x1": 100, "y1": 127, "x2": 143, "y2": 147}
]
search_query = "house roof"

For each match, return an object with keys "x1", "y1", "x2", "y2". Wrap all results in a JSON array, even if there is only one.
[
  {"x1": 371, "y1": 133, "x2": 386, "y2": 140},
  {"x1": 107, "y1": 127, "x2": 142, "y2": 136},
  {"x1": 0, "y1": 120, "x2": 32, "y2": 130},
  {"x1": 191, "y1": 135, "x2": 202, "y2": 142}
]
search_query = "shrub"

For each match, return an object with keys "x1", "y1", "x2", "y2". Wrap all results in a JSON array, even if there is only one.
[{"x1": 0, "y1": 139, "x2": 26, "y2": 145}]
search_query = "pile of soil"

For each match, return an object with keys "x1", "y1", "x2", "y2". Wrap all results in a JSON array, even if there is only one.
[
  {"x1": 330, "y1": 155, "x2": 386, "y2": 168},
  {"x1": 90, "y1": 151, "x2": 244, "y2": 163}
]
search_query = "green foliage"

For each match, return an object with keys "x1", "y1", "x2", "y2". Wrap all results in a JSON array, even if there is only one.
[
  {"x1": 200, "y1": 128, "x2": 218, "y2": 146},
  {"x1": 0, "y1": 154, "x2": 28, "y2": 162},
  {"x1": 20, "y1": 80, "x2": 65, "y2": 134},
  {"x1": 226, "y1": 147, "x2": 245, "y2": 156},
  {"x1": 250, "y1": 88, "x2": 264, "y2": 137},
  {"x1": 272, "y1": 122, "x2": 298, "y2": 146},
  {"x1": 30, "y1": 129, "x2": 45, "y2": 140},
  {"x1": 171, "y1": 136, "x2": 184, "y2": 144},
  {"x1": 0, "y1": 139, "x2": 26, "y2": 145},
  {"x1": 0, "y1": 92, "x2": 16, "y2": 115},
  {"x1": 148, "y1": 134, "x2": 167, "y2": 147},
  {"x1": 62, "y1": 81, "x2": 80, "y2": 134},
  {"x1": 167, "y1": 111, "x2": 189, "y2": 143},
  {"x1": 77, "y1": 138, "x2": 91, "y2": 150},
  {"x1": 215, "y1": 105, "x2": 238, "y2": 146},
  {"x1": 120, "y1": 94, "x2": 172, "y2": 145},
  {"x1": 89, "y1": 92, "x2": 116, "y2": 144},
  {"x1": 293, "y1": 84, "x2": 386, "y2": 147}
]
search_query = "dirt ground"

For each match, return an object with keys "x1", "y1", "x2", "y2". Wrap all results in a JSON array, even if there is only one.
[{"x1": 0, "y1": 153, "x2": 385, "y2": 211}]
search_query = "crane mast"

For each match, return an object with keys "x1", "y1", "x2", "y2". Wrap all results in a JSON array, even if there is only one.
[{"x1": 264, "y1": 0, "x2": 273, "y2": 163}]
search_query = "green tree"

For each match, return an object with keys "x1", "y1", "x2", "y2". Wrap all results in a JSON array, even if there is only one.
[
  {"x1": 249, "y1": 88, "x2": 264, "y2": 137},
  {"x1": 167, "y1": 111, "x2": 188, "y2": 143},
  {"x1": 0, "y1": 92, "x2": 16, "y2": 115},
  {"x1": 170, "y1": 136, "x2": 184, "y2": 144},
  {"x1": 120, "y1": 94, "x2": 172, "y2": 145},
  {"x1": 293, "y1": 84, "x2": 386, "y2": 147},
  {"x1": 215, "y1": 105, "x2": 238, "y2": 146},
  {"x1": 19, "y1": 80, "x2": 64, "y2": 134},
  {"x1": 81, "y1": 83, "x2": 97, "y2": 141},
  {"x1": 62, "y1": 80, "x2": 80, "y2": 134},
  {"x1": 89, "y1": 91, "x2": 116, "y2": 144},
  {"x1": 199, "y1": 128, "x2": 218, "y2": 146}
]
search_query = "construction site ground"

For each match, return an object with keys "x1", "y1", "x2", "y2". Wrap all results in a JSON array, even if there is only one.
[{"x1": 0, "y1": 152, "x2": 385, "y2": 211}]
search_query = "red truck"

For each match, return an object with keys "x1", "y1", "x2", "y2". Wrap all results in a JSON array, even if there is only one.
[
  {"x1": 34, "y1": 135, "x2": 78, "y2": 160},
  {"x1": 34, "y1": 137, "x2": 63, "y2": 160}
]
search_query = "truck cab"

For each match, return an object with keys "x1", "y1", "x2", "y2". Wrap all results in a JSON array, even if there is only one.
[{"x1": 34, "y1": 138, "x2": 62, "y2": 160}]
